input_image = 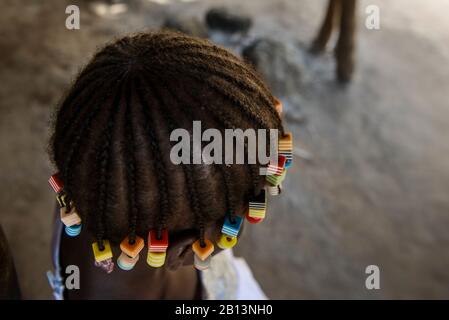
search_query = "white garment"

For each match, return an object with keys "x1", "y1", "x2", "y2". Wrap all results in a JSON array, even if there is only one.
[{"x1": 200, "y1": 249, "x2": 267, "y2": 300}]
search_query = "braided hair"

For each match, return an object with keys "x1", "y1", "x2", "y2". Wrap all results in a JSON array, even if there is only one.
[{"x1": 50, "y1": 31, "x2": 284, "y2": 243}]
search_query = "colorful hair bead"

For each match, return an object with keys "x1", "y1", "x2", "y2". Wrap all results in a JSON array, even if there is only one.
[
  {"x1": 266, "y1": 155, "x2": 287, "y2": 176},
  {"x1": 48, "y1": 173, "x2": 64, "y2": 194},
  {"x1": 56, "y1": 193, "x2": 68, "y2": 208},
  {"x1": 60, "y1": 206, "x2": 81, "y2": 227},
  {"x1": 245, "y1": 210, "x2": 263, "y2": 224},
  {"x1": 120, "y1": 235, "x2": 144, "y2": 259},
  {"x1": 266, "y1": 169, "x2": 287, "y2": 186},
  {"x1": 146, "y1": 251, "x2": 166, "y2": 268},
  {"x1": 117, "y1": 252, "x2": 139, "y2": 271},
  {"x1": 267, "y1": 185, "x2": 280, "y2": 196},
  {"x1": 192, "y1": 239, "x2": 214, "y2": 261},
  {"x1": 221, "y1": 215, "x2": 243, "y2": 238},
  {"x1": 248, "y1": 189, "x2": 267, "y2": 219},
  {"x1": 65, "y1": 224, "x2": 82, "y2": 237},
  {"x1": 279, "y1": 132, "x2": 293, "y2": 151},
  {"x1": 148, "y1": 229, "x2": 169, "y2": 253},
  {"x1": 92, "y1": 240, "x2": 113, "y2": 262},
  {"x1": 92, "y1": 240, "x2": 114, "y2": 273},
  {"x1": 274, "y1": 97, "x2": 283, "y2": 115},
  {"x1": 194, "y1": 254, "x2": 211, "y2": 271},
  {"x1": 217, "y1": 234, "x2": 238, "y2": 249},
  {"x1": 279, "y1": 133, "x2": 293, "y2": 168}
]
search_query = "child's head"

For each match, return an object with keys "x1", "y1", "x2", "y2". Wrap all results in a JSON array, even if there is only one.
[{"x1": 50, "y1": 31, "x2": 285, "y2": 269}]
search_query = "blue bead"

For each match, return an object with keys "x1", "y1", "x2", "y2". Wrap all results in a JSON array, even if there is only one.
[
  {"x1": 117, "y1": 259, "x2": 133, "y2": 271},
  {"x1": 65, "y1": 224, "x2": 82, "y2": 237},
  {"x1": 284, "y1": 159, "x2": 292, "y2": 169},
  {"x1": 221, "y1": 215, "x2": 243, "y2": 238}
]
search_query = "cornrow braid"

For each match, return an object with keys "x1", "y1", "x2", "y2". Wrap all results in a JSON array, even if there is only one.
[
  {"x1": 54, "y1": 70, "x2": 117, "y2": 162},
  {"x1": 220, "y1": 165, "x2": 236, "y2": 223},
  {"x1": 124, "y1": 77, "x2": 140, "y2": 243},
  {"x1": 95, "y1": 79, "x2": 124, "y2": 249},
  {"x1": 134, "y1": 76, "x2": 170, "y2": 239}
]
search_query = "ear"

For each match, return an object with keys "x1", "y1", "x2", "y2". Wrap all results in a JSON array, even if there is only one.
[{"x1": 166, "y1": 230, "x2": 197, "y2": 271}]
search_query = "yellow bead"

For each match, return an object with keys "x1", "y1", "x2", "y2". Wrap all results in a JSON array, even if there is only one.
[
  {"x1": 248, "y1": 208, "x2": 266, "y2": 219},
  {"x1": 92, "y1": 240, "x2": 113, "y2": 263},
  {"x1": 192, "y1": 239, "x2": 214, "y2": 261},
  {"x1": 217, "y1": 234, "x2": 237, "y2": 249},
  {"x1": 147, "y1": 251, "x2": 166, "y2": 268}
]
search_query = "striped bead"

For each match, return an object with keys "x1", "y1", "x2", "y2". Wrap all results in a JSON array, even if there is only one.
[
  {"x1": 248, "y1": 208, "x2": 265, "y2": 219},
  {"x1": 278, "y1": 132, "x2": 293, "y2": 151},
  {"x1": 248, "y1": 189, "x2": 267, "y2": 219},
  {"x1": 217, "y1": 234, "x2": 237, "y2": 249},
  {"x1": 120, "y1": 235, "x2": 144, "y2": 259},
  {"x1": 266, "y1": 169, "x2": 287, "y2": 186},
  {"x1": 148, "y1": 229, "x2": 168, "y2": 253},
  {"x1": 266, "y1": 155, "x2": 286, "y2": 176},
  {"x1": 279, "y1": 132, "x2": 293, "y2": 167},
  {"x1": 194, "y1": 254, "x2": 211, "y2": 271},
  {"x1": 65, "y1": 224, "x2": 82, "y2": 237},
  {"x1": 192, "y1": 239, "x2": 214, "y2": 261},
  {"x1": 60, "y1": 206, "x2": 81, "y2": 227},
  {"x1": 274, "y1": 97, "x2": 283, "y2": 115},
  {"x1": 280, "y1": 151, "x2": 293, "y2": 163},
  {"x1": 92, "y1": 240, "x2": 113, "y2": 263},
  {"x1": 221, "y1": 215, "x2": 243, "y2": 238},
  {"x1": 49, "y1": 173, "x2": 63, "y2": 194},
  {"x1": 267, "y1": 185, "x2": 280, "y2": 196},
  {"x1": 147, "y1": 251, "x2": 166, "y2": 268},
  {"x1": 117, "y1": 252, "x2": 139, "y2": 271}
]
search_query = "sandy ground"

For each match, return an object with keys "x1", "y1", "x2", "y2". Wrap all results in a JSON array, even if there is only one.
[{"x1": 1, "y1": 0, "x2": 449, "y2": 299}]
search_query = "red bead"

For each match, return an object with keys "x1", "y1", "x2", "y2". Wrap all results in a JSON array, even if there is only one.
[
  {"x1": 148, "y1": 229, "x2": 169, "y2": 252},
  {"x1": 246, "y1": 210, "x2": 263, "y2": 224},
  {"x1": 49, "y1": 173, "x2": 64, "y2": 194}
]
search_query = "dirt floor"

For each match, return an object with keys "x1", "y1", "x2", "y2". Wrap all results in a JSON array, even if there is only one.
[{"x1": 1, "y1": 0, "x2": 449, "y2": 299}]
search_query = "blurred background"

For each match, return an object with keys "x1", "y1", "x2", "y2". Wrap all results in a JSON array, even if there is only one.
[{"x1": 1, "y1": 0, "x2": 449, "y2": 299}]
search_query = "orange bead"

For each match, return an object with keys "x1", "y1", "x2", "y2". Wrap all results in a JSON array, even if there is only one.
[
  {"x1": 274, "y1": 97, "x2": 283, "y2": 115},
  {"x1": 120, "y1": 235, "x2": 145, "y2": 259},
  {"x1": 192, "y1": 239, "x2": 214, "y2": 261}
]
